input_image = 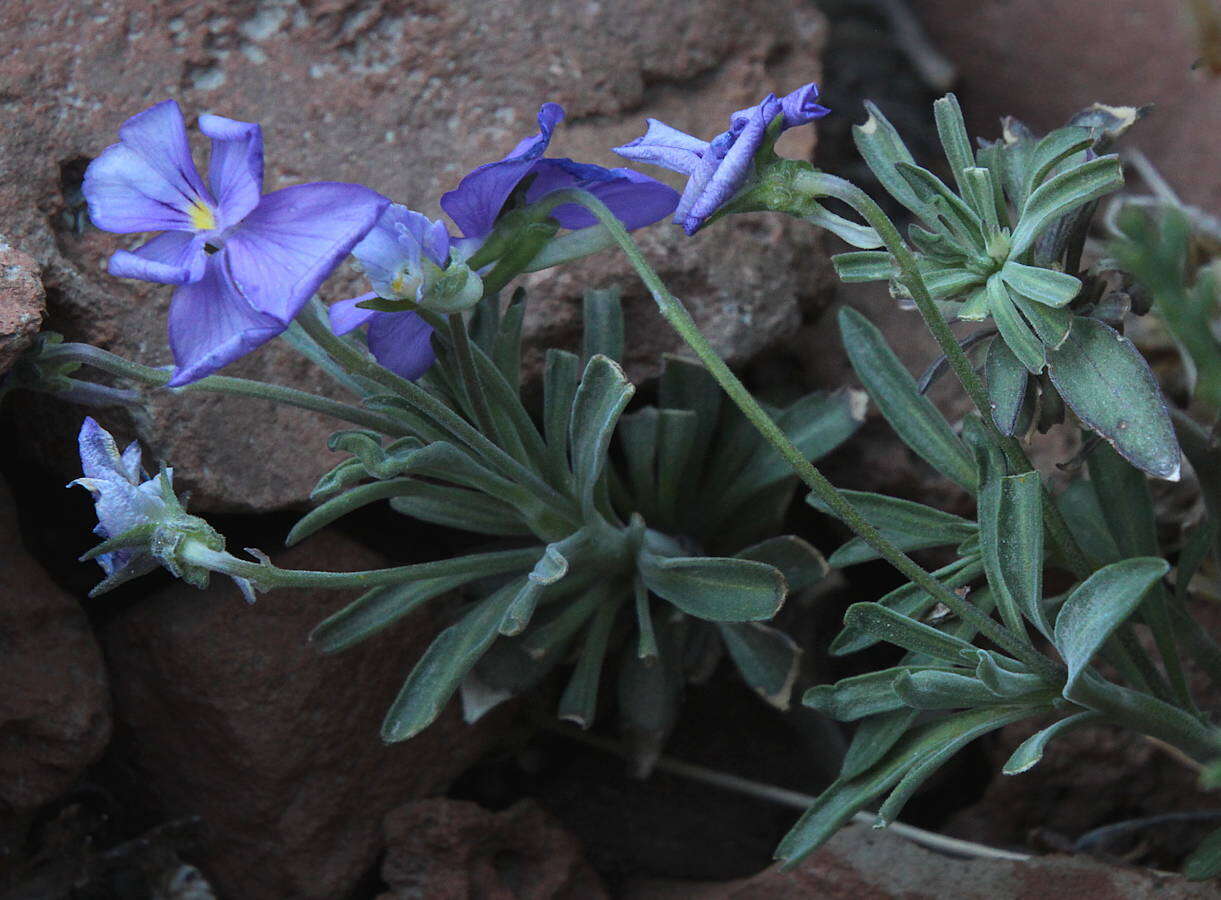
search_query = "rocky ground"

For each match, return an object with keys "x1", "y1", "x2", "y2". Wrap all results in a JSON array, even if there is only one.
[{"x1": 2, "y1": 0, "x2": 1219, "y2": 897}]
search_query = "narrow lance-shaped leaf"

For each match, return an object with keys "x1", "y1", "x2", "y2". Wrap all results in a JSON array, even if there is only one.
[
  {"x1": 718, "y1": 622, "x2": 802, "y2": 710},
  {"x1": 582, "y1": 287, "x2": 625, "y2": 365},
  {"x1": 569, "y1": 354, "x2": 635, "y2": 516},
  {"x1": 735, "y1": 535, "x2": 829, "y2": 593},
  {"x1": 1010, "y1": 155, "x2": 1123, "y2": 257},
  {"x1": 1002, "y1": 710, "x2": 1103, "y2": 774},
  {"x1": 985, "y1": 337, "x2": 1028, "y2": 435},
  {"x1": 988, "y1": 276, "x2": 1045, "y2": 373},
  {"x1": 839, "y1": 307, "x2": 977, "y2": 490},
  {"x1": 381, "y1": 579, "x2": 524, "y2": 742},
  {"x1": 841, "y1": 603, "x2": 978, "y2": 665},
  {"x1": 852, "y1": 101, "x2": 932, "y2": 221},
  {"x1": 558, "y1": 599, "x2": 620, "y2": 728},
  {"x1": 803, "y1": 668, "x2": 935, "y2": 721},
  {"x1": 933, "y1": 93, "x2": 975, "y2": 193},
  {"x1": 832, "y1": 251, "x2": 895, "y2": 283},
  {"x1": 542, "y1": 349, "x2": 580, "y2": 490},
  {"x1": 639, "y1": 544, "x2": 787, "y2": 623},
  {"x1": 775, "y1": 705, "x2": 1036, "y2": 865},
  {"x1": 999, "y1": 259, "x2": 1082, "y2": 309},
  {"x1": 1047, "y1": 317, "x2": 1181, "y2": 480},
  {"x1": 311, "y1": 574, "x2": 474, "y2": 654},
  {"x1": 980, "y1": 470, "x2": 1047, "y2": 637},
  {"x1": 1053, "y1": 557, "x2": 1170, "y2": 693}
]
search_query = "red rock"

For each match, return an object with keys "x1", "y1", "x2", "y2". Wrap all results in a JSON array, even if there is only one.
[
  {"x1": 378, "y1": 798, "x2": 607, "y2": 900},
  {"x1": 0, "y1": 237, "x2": 45, "y2": 376},
  {"x1": 1, "y1": 0, "x2": 836, "y2": 511},
  {"x1": 624, "y1": 822, "x2": 1218, "y2": 899},
  {"x1": 99, "y1": 530, "x2": 507, "y2": 900},
  {"x1": 0, "y1": 475, "x2": 110, "y2": 815},
  {"x1": 915, "y1": 0, "x2": 1221, "y2": 210}
]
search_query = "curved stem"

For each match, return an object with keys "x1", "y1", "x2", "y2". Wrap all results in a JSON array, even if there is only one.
[
  {"x1": 180, "y1": 541, "x2": 541, "y2": 592},
  {"x1": 547, "y1": 188, "x2": 1057, "y2": 679},
  {"x1": 44, "y1": 343, "x2": 409, "y2": 435},
  {"x1": 799, "y1": 172, "x2": 1095, "y2": 580}
]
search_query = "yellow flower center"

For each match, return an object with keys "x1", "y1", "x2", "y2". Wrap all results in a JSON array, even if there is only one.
[{"x1": 188, "y1": 199, "x2": 217, "y2": 232}]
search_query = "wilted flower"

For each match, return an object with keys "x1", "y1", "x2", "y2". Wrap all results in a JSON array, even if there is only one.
[
  {"x1": 70, "y1": 417, "x2": 250, "y2": 598},
  {"x1": 329, "y1": 206, "x2": 443, "y2": 380},
  {"x1": 614, "y1": 83, "x2": 829, "y2": 235},
  {"x1": 83, "y1": 100, "x2": 387, "y2": 385}
]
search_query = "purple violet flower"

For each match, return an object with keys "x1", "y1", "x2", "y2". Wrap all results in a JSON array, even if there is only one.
[
  {"x1": 332, "y1": 104, "x2": 678, "y2": 380},
  {"x1": 83, "y1": 100, "x2": 388, "y2": 386},
  {"x1": 614, "y1": 83, "x2": 830, "y2": 235},
  {"x1": 329, "y1": 205, "x2": 444, "y2": 380},
  {"x1": 439, "y1": 103, "x2": 679, "y2": 242}
]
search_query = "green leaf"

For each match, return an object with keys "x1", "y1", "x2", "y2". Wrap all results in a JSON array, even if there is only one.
[
  {"x1": 873, "y1": 705, "x2": 1038, "y2": 826},
  {"x1": 973, "y1": 650, "x2": 1049, "y2": 697},
  {"x1": 1047, "y1": 317, "x2": 1182, "y2": 480},
  {"x1": 831, "y1": 555, "x2": 984, "y2": 655},
  {"x1": 582, "y1": 287, "x2": 625, "y2": 365},
  {"x1": 1185, "y1": 826, "x2": 1221, "y2": 880},
  {"x1": 617, "y1": 407, "x2": 659, "y2": 519},
  {"x1": 1002, "y1": 711, "x2": 1102, "y2": 774},
  {"x1": 839, "y1": 307, "x2": 977, "y2": 490},
  {"x1": 288, "y1": 480, "x2": 418, "y2": 547},
  {"x1": 1011, "y1": 155, "x2": 1123, "y2": 257},
  {"x1": 933, "y1": 93, "x2": 975, "y2": 193},
  {"x1": 988, "y1": 276, "x2": 1045, "y2": 373},
  {"x1": 659, "y1": 355, "x2": 724, "y2": 500},
  {"x1": 542, "y1": 349, "x2": 580, "y2": 490},
  {"x1": 961, "y1": 167, "x2": 1002, "y2": 232},
  {"x1": 1024, "y1": 126, "x2": 1093, "y2": 196},
  {"x1": 892, "y1": 669, "x2": 1010, "y2": 710},
  {"x1": 389, "y1": 482, "x2": 534, "y2": 537},
  {"x1": 999, "y1": 260, "x2": 1082, "y2": 308},
  {"x1": 776, "y1": 705, "x2": 1035, "y2": 864},
  {"x1": 920, "y1": 265, "x2": 986, "y2": 302},
  {"x1": 895, "y1": 162, "x2": 984, "y2": 248},
  {"x1": 1054, "y1": 557, "x2": 1170, "y2": 693},
  {"x1": 980, "y1": 470, "x2": 1047, "y2": 637},
  {"x1": 735, "y1": 535, "x2": 829, "y2": 593},
  {"x1": 499, "y1": 538, "x2": 574, "y2": 636},
  {"x1": 804, "y1": 667, "x2": 938, "y2": 721},
  {"x1": 381, "y1": 579, "x2": 523, "y2": 741},
  {"x1": 1055, "y1": 479, "x2": 1122, "y2": 565},
  {"x1": 809, "y1": 489, "x2": 976, "y2": 567},
  {"x1": 558, "y1": 599, "x2": 620, "y2": 727},
  {"x1": 832, "y1": 251, "x2": 895, "y2": 283},
  {"x1": 725, "y1": 389, "x2": 865, "y2": 505},
  {"x1": 655, "y1": 409, "x2": 699, "y2": 528},
  {"x1": 853, "y1": 101, "x2": 932, "y2": 221},
  {"x1": 839, "y1": 709, "x2": 919, "y2": 781},
  {"x1": 570, "y1": 354, "x2": 635, "y2": 516},
  {"x1": 492, "y1": 289, "x2": 526, "y2": 393},
  {"x1": 639, "y1": 544, "x2": 787, "y2": 623},
  {"x1": 618, "y1": 615, "x2": 684, "y2": 774},
  {"x1": 522, "y1": 585, "x2": 607, "y2": 659},
  {"x1": 1008, "y1": 290, "x2": 1073, "y2": 349},
  {"x1": 985, "y1": 338, "x2": 1029, "y2": 435},
  {"x1": 842, "y1": 603, "x2": 978, "y2": 664},
  {"x1": 719, "y1": 622, "x2": 802, "y2": 709},
  {"x1": 311, "y1": 574, "x2": 472, "y2": 653}
]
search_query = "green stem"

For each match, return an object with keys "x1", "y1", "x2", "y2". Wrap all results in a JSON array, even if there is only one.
[
  {"x1": 548, "y1": 188, "x2": 1057, "y2": 680},
  {"x1": 44, "y1": 343, "x2": 409, "y2": 435},
  {"x1": 180, "y1": 540, "x2": 540, "y2": 592},
  {"x1": 798, "y1": 172, "x2": 1095, "y2": 580}
]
